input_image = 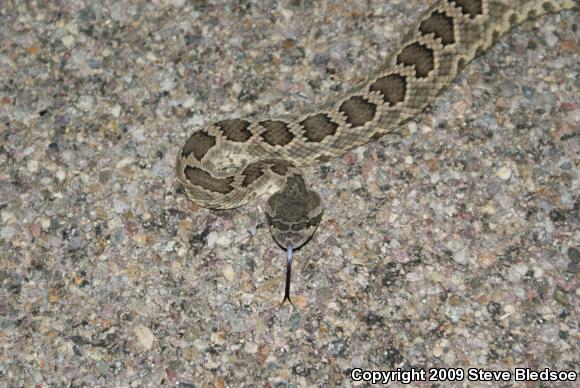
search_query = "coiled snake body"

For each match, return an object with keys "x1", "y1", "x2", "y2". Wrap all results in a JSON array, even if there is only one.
[{"x1": 176, "y1": 0, "x2": 577, "y2": 301}]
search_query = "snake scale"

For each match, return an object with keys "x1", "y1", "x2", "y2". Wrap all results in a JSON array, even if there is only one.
[{"x1": 176, "y1": 0, "x2": 577, "y2": 302}]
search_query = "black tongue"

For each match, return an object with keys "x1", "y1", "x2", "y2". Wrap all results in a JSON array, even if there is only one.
[{"x1": 281, "y1": 244, "x2": 293, "y2": 304}]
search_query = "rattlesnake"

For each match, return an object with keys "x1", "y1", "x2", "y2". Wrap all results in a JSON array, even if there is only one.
[{"x1": 176, "y1": 0, "x2": 577, "y2": 302}]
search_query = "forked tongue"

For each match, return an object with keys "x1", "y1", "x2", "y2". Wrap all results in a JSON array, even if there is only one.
[{"x1": 281, "y1": 244, "x2": 293, "y2": 304}]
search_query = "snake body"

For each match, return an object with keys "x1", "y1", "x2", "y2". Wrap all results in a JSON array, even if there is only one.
[{"x1": 177, "y1": 0, "x2": 577, "y2": 250}]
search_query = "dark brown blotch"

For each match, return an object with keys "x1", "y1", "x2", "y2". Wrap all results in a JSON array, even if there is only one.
[
  {"x1": 184, "y1": 166, "x2": 234, "y2": 194},
  {"x1": 396, "y1": 43, "x2": 434, "y2": 78},
  {"x1": 310, "y1": 212, "x2": 322, "y2": 227},
  {"x1": 241, "y1": 162, "x2": 265, "y2": 187},
  {"x1": 291, "y1": 221, "x2": 309, "y2": 232},
  {"x1": 259, "y1": 120, "x2": 294, "y2": 146},
  {"x1": 419, "y1": 11, "x2": 455, "y2": 46},
  {"x1": 266, "y1": 214, "x2": 289, "y2": 231},
  {"x1": 217, "y1": 118, "x2": 252, "y2": 142},
  {"x1": 291, "y1": 211, "x2": 322, "y2": 231},
  {"x1": 269, "y1": 159, "x2": 294, "y2": 176},
  {"x1": 300, "y1": 113, "x2": 339, "y2": 142},
  {"x1": 542, "y1": 2, "x2": 556, "y2": 13},
  {"x1": 369, "y1": 74, "x2": 407, "y2": 105},
  {"x1": 339, "y1": 96, "x2": 377, "y2": 128},
  {"x1": 449, "y1": 0, "x2": 483, "y2": 18},
  {"x1": 508, "y1": 13, "x2": 519, "y2": 26},
  {"x1": 491, "y1": 29, "x2": 501, "y2": 44},
  {"x1": 369, "y1": 132, "x2": 383, "y2": 142},
  {"x1": 181, "y1": 130, "x2": 216, "y2": 161}
]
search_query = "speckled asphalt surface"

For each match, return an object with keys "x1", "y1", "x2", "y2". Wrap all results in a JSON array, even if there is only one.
[{"x1": 0, "y1": 1, "x2": 578, "y2": 386}]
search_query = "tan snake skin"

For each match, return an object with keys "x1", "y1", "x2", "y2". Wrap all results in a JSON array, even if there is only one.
[{"x1": 177, "y1": 0, "x2": 577, "y2": 251}]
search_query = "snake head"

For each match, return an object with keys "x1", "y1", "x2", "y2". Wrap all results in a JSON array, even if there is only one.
[{"x1": 265, "y1": 174, "x2": 323, "y2": 250}]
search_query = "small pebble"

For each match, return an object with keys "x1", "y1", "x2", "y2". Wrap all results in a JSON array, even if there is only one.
[
  {"x1": 133, "y1": 325, "x2": 155, "y2": 350},
  {"x1": 56, "y1": 169, "x2": 66, "y2": 181},
  {"x1": 496, "y1": 166, "x2": 512, "y2": 180},
  {"x1": 222, "y1": 264, "x2": 235, "y2": 282},
  {"x1": 27, "y1": 159, "x2": 39, "y2": 173},
  {"x1": 77, "y1": 95, "x2": 95, "y2": 112}
]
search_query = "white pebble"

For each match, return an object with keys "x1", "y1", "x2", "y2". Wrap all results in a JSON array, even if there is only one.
[
  {"x1": 453, "y1": 247, "x2": 467, "y2": 264},
  {"x1": 77, "y1": 95, "x2": 95, "y2": 112},
  {"x1": 133, "y1": 325, "x2": 155, "y2": 350},
  {"x1": 0, "y1": 226, "x2": 15, "y2": 240},
  {"x1": 40, "y1": 217, "x2": 51, "y2": 229},
  {"x1": 56, "y1": 169, "x2": 66, "y2": 181},
  {"x1": 115, "y1": 158, "x2": 134, "y2": 168},
  {"x1": 432, "y1": 346, "x2": 443, "y2": 357},
  {"x1": 61, "y1": 35, "x2": 74, "y2": 48},
  {"x1": 243, "y1": 341, "x2": 258, "y2": 354},
  {"x1": 165, "y1": 240, "x2": 176, "y2": 252},
  {"x1": 1, "y1": 211, "x2": 14, "y2": 223},
  {"x1": 111, "y1": 104, "x2": 121, "y2": 117},
  {"x1": 27, "y1": 159, "x2": 39, "y2": 173},
  {"x1": 503, "y1": 304, "x2": 516, "y2": 314},
  {"x1": 207, "y1": 232, "x2": 231, "y2": 247},
  {"x1": 207, "y1": 231, "x2": 218, "y2": 248},
  {"x1": 222, "y1": 264, "x2": 235, "y2": 282},
  {"x1": 496, "y1": 166, "x2": 512, "y2": 180},
  {"x1": 170, "y1": 0, "x2": 186, "y2": 7}
]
